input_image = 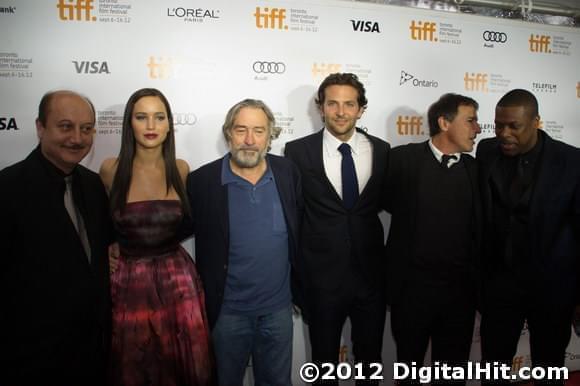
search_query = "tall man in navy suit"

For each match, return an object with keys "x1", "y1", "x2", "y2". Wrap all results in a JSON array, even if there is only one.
[
  {"x1": 477, "y1": 89, "x2": 580, "y2": 385},
  {"x1": 186, "y1": 99, "x2": 302, "y2": 386},
  {"x1": 0, "y1": 90, "x2": 112, "y2": 386},
  {"x1": 285, "y1": 73, "x2": 389, "y2": 385}
]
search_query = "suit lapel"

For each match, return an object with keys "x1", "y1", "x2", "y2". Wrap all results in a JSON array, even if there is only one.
[
  {"x1": 215, "y1": 160, "x2": 230, "y2": 244},
  {"x1": 530, "y1": 133, "x2": 562, "y2": 221}
]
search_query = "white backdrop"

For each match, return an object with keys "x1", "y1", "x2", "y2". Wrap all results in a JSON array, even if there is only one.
[{"x1": 1, "y1": 0, "x2": 580, "y2": 384}]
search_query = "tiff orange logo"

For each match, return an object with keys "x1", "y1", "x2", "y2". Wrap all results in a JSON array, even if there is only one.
[
  {"x1": 312, "y1": 63, "x2": 342, "y2": 78},
  {"x1": 254, "y1": 7, "x2": 287, "y2": 30},
  {"x1": 57, "y1": 0, "x2": 96, "y2": 21},
  {"x1": 464, "y1": 72, "x2": 488, "y2": 92},
  {"x1": 529, "y1": 34, "x2": 551, "y2": 53},
  {"x1": 396, "y1": 116, "x2": 424, "y2": 135},
  {"x1": 576, "y1": 82, "x2": 580, "y2": 98},
  {"x1": 147, "y1": 57, "x2": 175, "y2": 79},
  {"x1": 409, "y1": 21, "x2": 437, "y2": 41}
]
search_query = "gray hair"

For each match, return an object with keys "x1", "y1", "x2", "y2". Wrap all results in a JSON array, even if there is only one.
[{"x1": 222, "y1": 99, "x2": 281, "y2": 150}]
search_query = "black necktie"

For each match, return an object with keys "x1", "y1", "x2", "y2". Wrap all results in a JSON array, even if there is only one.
[
  {"x1": 338, "y1": 143, "x2": 359, "y2": 209},
  {"x1": 64, "y1": 176, "x2": 91, "y2": 261},
  {"x1": 441, "y1": 154, "x2": 457, "y2": 168}
]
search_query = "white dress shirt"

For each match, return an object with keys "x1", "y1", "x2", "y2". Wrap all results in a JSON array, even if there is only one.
[
  {"x1": 428, "y1": 138, "x2": 461, "y2": 168},
  {"x1": 322, "y1": 128, "x2": 373, "y2": 199}
]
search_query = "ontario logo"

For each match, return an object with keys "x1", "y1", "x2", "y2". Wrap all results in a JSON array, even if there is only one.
[{"x1": 399, "y1": 71, "x2": 438, "y2": 88}]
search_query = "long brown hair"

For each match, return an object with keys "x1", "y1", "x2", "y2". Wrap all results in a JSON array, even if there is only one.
[{"x1": 110, "y1": 88, "x2": 189, "y2": 213}]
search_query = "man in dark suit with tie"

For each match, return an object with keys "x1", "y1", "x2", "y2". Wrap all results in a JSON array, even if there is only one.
[
  {"x1": 0, "y1": 90, "x2": 113, "y2": 386},
  {"x1": 186, "y1": 99, "x2": 302, "y2": 385},
  {"x1": 285, "y1": 73, "x2": 389, "y2": 385},
  {"x1": 477, "y1": 89, "x2": 580, "y2": 385},
  {"x1": 384, "y1": 93, "x2": 482, "y2": 383}
]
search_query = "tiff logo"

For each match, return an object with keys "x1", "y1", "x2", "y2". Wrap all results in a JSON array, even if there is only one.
[
  {"x1": 464, "y1": 72, "x2": 488, "y2": 92},
  {"x1": 57, "y1": 0, "x2": 96, "y2": 21},
  {"x1": 147, "y1": 57, "x2": 175, "y2": 79},
  {"x1": 409, "y1": 21, "x2": 437, "y2": 41},
  {"x1": 576, "y1": 82, "x2": 579, "y2": 98},
  {"x1": 73, "y1": 61, "x2": 110, "y2": 74},
  {"x1": 312, "y1": 63, "x2": 341, "y2": 78},
  {"x1": 396, "y1": 116, "x2": 424, "y2": 135},
  {"x1": 529, "y1": 34, "x2": 551, "y2": 53},
  {"x1": 511, "y1": 356, "x2": 525, "y2": 374},
  {"x1": 254, "y1": 7, "x2": 287, "y2": 30},
  {"x1": 338, "y1": 345, "x2": 349, "y2": 362},
  {"x1": 351, "y1": 20, "x2": 380, "y2": 33}
]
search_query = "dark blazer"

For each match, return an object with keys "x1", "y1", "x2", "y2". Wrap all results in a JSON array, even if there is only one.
[
  {"x1": 384, "y1": 141, "x2": 482, "y2": 305},
  {"x1": 284, "y1": 129, "x2": 390, "y2": 293},
  {"x1": 477, "y1": 130, "x2": 580, "y2": 307},
  {"x1": 185, "y1": 154, "x2": 303, "y2": 329},
  {"x1": 0, "y1": 147, "x2": 112, "y2": 385}
]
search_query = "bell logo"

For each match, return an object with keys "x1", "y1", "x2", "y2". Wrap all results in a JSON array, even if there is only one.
[
  {"x1": 254, "y1": 7, "x2": 287, "y2": 30},
  {"x1": 57, "y1": 0, "x2": 96, "y2": 21},
  {"x1": 396, "y1": 116, "x2": 424, "y2": 135},
  {"x1": 0, "y1": 117, "x2": 19, "y2": 130},
  {"x1": 409, "y1": 21, "x2": 437, "y2": 41},
  {"x1": 147, "y1": 57, "x2": 175, "y2": 79},
  {"x1": 464, "y1": 73, "x2": 488, "y2": 92},
  {"x1": 73, "y1": 61, "x2": 110, "y2": 74},
  {"x1": 529, "y1": 34, "x2": 551, "y2": 53},
  {"x1": 351, "y1": 20, "x2": 380, "y2": 33},
  {"x1": 312, "y1": 63, "x2": 342, "y2": 78}
]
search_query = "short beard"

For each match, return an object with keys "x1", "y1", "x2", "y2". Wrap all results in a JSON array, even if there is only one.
[{"x1": 230, "y1": 147, "x2": 267, "y2": 168}]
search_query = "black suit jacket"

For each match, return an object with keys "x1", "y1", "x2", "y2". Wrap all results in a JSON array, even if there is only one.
[
  {"x1": 185, "y1": 154, "x2": 303, "y2": 329},
  {"x1": 284, "y1": 129, "x2": 390, "y2": 294},
  {"x1": 0, "y1": 147, "x2": 112, "y2": 385},
  {"x1": 477, "y1": 130, "x2": 580, "y2": 307},
  {"x1": 383, "y1": 141, "x2": 482, "y2": 305}
]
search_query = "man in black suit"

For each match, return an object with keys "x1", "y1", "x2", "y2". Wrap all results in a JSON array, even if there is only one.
[
  {"x1": 478, "y1": 89, "x2": 580, "y2": 385},
  {"x1": 186, "y1": 99, "x2": 302, "y2": 386},
  {"x1": 0, "y1": 90, "x2": 112, "y2": 386},
  {"x1": 285, "y1": 73, "x2": 389, "y2": 385},
  {"x1": 384, "y1": 93, "x2": 482, "y2": 384}
]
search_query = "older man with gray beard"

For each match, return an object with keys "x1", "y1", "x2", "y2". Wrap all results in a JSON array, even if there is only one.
[{"x1": 184, "y1": 99, "x2": 304, "y2": 386}]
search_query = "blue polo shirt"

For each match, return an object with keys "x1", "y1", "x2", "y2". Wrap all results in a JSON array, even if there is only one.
[{"x1": 221, "y1": 155, "x2": 291, "y2": 315}]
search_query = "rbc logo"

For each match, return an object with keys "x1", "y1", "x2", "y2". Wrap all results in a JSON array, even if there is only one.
[
  {"x1": 0, "y1": 117, "x2": 19, "y2": 130},
  {"x1": 350, "y1": 20, "x2": 380, "y2": 33}
]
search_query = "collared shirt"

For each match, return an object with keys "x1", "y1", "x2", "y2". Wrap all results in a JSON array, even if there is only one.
[
  {"x1": 428, "y1": 139, "x2": 461, "y2": 168},
  {"x1": 220, "y1": 154, "x2": 291, "y2": 315},
  {"x1": 322, "y1": 128, "x2": 372, "y2": 198}
]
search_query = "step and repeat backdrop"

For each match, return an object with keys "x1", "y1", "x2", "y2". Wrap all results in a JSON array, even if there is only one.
[{"x1": 1, "y1": 0, "x2": 579, "y2": 383}]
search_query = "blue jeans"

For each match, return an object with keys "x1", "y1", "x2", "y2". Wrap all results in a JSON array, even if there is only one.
[{"x1": 212, "y1": 305, "x2": 293, "y2": 386}]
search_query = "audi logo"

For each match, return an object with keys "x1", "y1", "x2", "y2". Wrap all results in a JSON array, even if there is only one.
[
  {"x1": 173, "y1": 113, "x2": 197, "y2": 126},
  {"x1": 483, "y1": 31, "x2": 507, "y2": 43},
  {"x1": 252, "y1": 61, "x2": 286, "y2": 74}
]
